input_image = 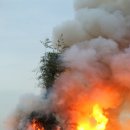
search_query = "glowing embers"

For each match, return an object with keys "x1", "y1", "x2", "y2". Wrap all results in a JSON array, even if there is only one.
[
  {"x1": 28, "y1": 119, "x2": 44, "y2": 130},
  {"x1": 77, "y1": 104, "x2": 108, "y2": 130}
]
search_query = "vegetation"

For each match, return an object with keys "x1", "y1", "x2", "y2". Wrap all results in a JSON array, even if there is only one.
[{"x1": 38, "y1": 36, "x2": 65, "y2": 90}]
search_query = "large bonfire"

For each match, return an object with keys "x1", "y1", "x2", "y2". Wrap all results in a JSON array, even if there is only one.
[{"x1": 6, "y1": 0, "x2": 130, "y2": 130}]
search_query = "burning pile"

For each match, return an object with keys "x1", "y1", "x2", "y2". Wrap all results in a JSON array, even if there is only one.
[
  {"x1": 6, "y1": 0, "x2": 130, "y2": 130},
  {"x1": 26, "y1": 112, "x2": 60, "y2": 130}
]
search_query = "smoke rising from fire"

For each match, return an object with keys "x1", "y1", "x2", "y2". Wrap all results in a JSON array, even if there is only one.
[
  {"x1": 52, "y1": 0, "x2": 130, "y2": 129},
  {"x1": 6, "y1": 0, "x2": 130, "y2": 130},
  {"x1": 53, "y1": 0, "x2": 130, "y2": 46}
]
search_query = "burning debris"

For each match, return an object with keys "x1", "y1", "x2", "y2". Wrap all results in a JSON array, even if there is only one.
[
  {"x1": 26, "y1": 112, "x2": 61, "y2": 130},
  {"x1": 6, "y1": 0, "x2": 130, "y2": 130}
]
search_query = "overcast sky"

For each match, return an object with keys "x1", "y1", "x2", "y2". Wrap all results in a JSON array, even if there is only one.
[{"x1": 0, "y1": 0, "x2": 73, "y2": 129}]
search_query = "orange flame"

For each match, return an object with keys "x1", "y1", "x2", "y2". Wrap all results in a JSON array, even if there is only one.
[
  {"x1": 27, "y1": 119, "x2": 44, "y2": 130},
  {"x1": 77, "y1": 104, "x2": 108, "y2": 130}
]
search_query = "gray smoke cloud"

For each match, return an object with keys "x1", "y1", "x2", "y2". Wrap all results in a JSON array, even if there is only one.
[{"x1": 53, "y1": 0, "x2": 130, "y2": 47}]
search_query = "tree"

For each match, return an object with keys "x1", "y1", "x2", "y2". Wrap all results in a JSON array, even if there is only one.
[{"x1": 38, "y1": 37, "x2": 65, "y2": 90}]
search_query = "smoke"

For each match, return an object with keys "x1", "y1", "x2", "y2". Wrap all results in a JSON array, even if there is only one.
[
  {"x1": 74, "y1": 0, "x2": 130, "y2": 15},
  {"x1": 6, "y1": 0, "x2": 130, "y2": 130},
  {"x1": 52, "y1": 0, "x2": 130, "y2": 129},
  {"x1": 5, "y1": 93, "x2": 51, "y2": 130},
  {"x1": 53, "y1": 0, "x2": 130, "y2": 47}
]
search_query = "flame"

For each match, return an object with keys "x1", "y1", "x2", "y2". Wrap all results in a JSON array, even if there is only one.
[
  {"x1": 77, "y1": 104, "x2": 108, "y2": 130},
  {"x1": 27, "y1": 119, "x2": 44, "y2": 130}
]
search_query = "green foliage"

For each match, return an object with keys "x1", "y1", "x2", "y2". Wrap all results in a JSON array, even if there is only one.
[
  {"x1": 39, "y1": 52, "x2": 61, "y2": 89},
  {"x1": 39, "y1": 38, "x2": 64, "y2": 89}
]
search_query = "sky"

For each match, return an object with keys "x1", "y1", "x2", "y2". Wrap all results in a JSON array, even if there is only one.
[{"x1": 0, "y1": 0, "x2": 73, "y2": 129}]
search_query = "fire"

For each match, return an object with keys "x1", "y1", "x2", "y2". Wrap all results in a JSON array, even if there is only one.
[
  {"x1": 27, "y1": 119, "x2": 44, "y2": 130},
  {"x1": 77, "y1": 104, "x2": 108, "y2": 130}
]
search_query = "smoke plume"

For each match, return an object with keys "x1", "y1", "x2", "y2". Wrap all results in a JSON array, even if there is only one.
[
  {"x1": 52, "y1": 0, "x2": 130, "y2": 129},
  {"x1": 6, "y1": 0, "x2": 130, "y2": 130}
]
